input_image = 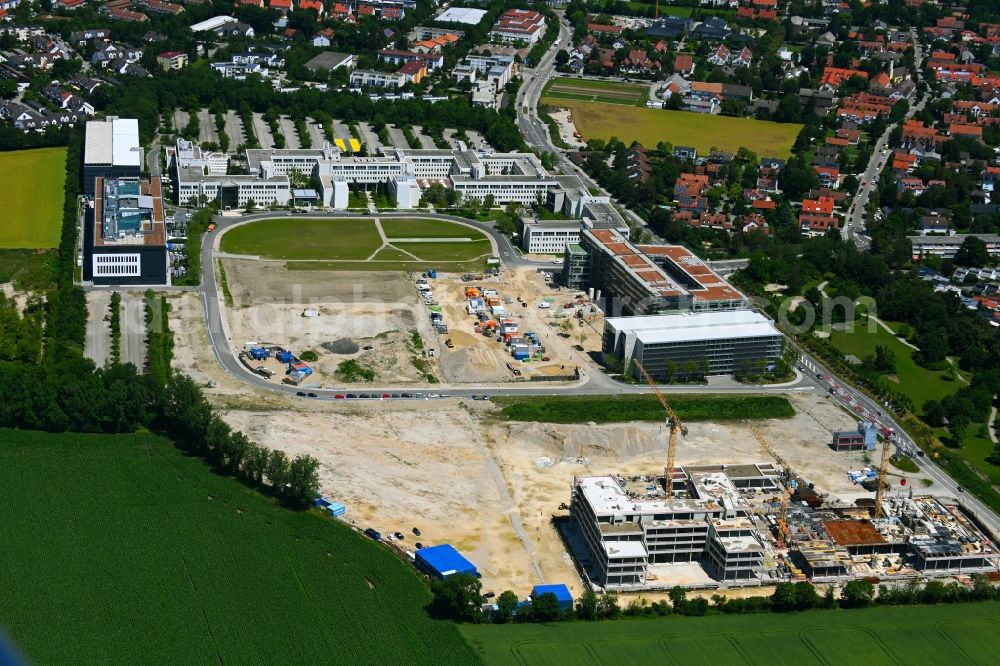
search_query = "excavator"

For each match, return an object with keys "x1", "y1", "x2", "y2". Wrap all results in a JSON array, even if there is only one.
[{"x1": 634, "y1": 360, "x2": 687, "y2": 495}]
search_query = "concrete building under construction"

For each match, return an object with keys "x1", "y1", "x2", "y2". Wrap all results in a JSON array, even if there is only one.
[
  {"x1": 568, "y1": 464, "x2": 1000, "y2": 591},
  {"x1": 570, "y1": 465, "x2": 782, "y2": 590}
]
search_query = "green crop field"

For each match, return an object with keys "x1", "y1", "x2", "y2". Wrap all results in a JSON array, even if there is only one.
[
  {"x1": 0, "y1": 429, "x2": 476, "y2": 665},
  {"x1": 542, "y1": 100, "x2": 801, "y2": 158},
  {"x1": 543, "y1": 77, "x2": 649, "y2": 106},
  {"x1": 493, "y1": 395, "x2": 794, "y2": 423},
  {"x1": 828, "y1": 319, "x2": 959, "y2": 412},
  {"x1": 461, "y1": 602, "x2": 1000, "y2": 665},
  {"x1": 0, "y1": 147, "x2": 67, "y2": 249}
]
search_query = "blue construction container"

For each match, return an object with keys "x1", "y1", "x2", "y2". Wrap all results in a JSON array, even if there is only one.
[
  {"x1": 428, "y1": 269, "x2": 437, "y2": 279},
  {"x1": 532, "y1": 584, "x2": 573, "y2": 611},
  {"x1": 415, "y1": 544, "x2": 477, "y2": 579},
  {"x1": 364, "y1": 528, "x2": 381, "y2": 541},
  {"x1": 327, "y1": 501, "x2": 346, "y2": 518},
  {"x1": 314, "y1": 497, "x2": 331, "y2": 509},
  {"x1": 275, "y1": 350, "x2": 294, "y2": 364},
  {"x1": 249, "y1": 347, "x2": 270, "y2": 361}
]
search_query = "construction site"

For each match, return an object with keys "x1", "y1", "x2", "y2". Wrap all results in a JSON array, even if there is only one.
[
  {"x1": 566, "y1": 368, "x2": 1000, "y2": 591},
  {"x1": 421, "y1": 267, "x2": 602, "y2": 384}
]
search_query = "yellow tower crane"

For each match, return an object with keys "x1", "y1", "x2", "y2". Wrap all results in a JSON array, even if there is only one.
[
  {"x1": 750, "y1": 427, "x2": 791, "y2": 547},
  {"x1": 634, "y1": 360, "x2": 687, "y2": 495},
  {"x1": 873, "y1": 432, "x2": 893, "y2": 520}
]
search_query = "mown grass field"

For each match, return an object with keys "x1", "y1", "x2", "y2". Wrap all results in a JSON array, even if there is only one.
[
  {"x1": 0, "y1": 147, "x2": 67, "y2": 249},
  {"x1": 543, "y1": 100, "x2": 801, "y2": 157},
  {"x1": 461, "y1": 602, "x2": 1000, "y2": 665},
  {"x1": 0, "y1": 429, "x2": 477, "y2": 665},
  {"x1": 220, "y1": 218, "x2": 491, "y2": 270},
  {"x1": 380, "y1": 217, "x2": 484, "y2": 239},
  {"x1": 543, "y1": 77, "x2": 649, "y2": 106},
  {"x1": 221, "y1": 218, "x2": 383, "y2": 259},
  {"x1": 827, "y1": 320, "x2": 959, "y2": 412},
  {"x1": 493, "y1": 395, "x2": 794, "y2": 423}
]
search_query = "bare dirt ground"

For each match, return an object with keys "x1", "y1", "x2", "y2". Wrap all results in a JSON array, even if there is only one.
[
  {"x1": 220, "y1": 260, "x2": 439, "y2": 385},
  {"x1": 1, "y1": 282, "x2": 31, "y2": 315},
  {"x1": 548, "y1": 108, "x2": 586, "y2": 149},
  {"x1": 210, "y1": 390, "x2": 867, "y2": 595},
  {"x1": 434, "y1": 268, "x2": 603, "y2": 384}
]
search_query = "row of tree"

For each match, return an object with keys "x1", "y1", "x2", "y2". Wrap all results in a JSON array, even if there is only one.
[{"x1": 430, "y1": 573, "x2": 1000, "y2": 624}]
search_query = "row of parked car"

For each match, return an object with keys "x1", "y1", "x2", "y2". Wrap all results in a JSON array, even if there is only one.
[{"x1": 294, "y1": 391, "x2": 493, "y2": 400}]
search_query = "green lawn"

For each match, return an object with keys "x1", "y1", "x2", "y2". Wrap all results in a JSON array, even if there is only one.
[
  {"x1": 0, "y1": 429, "x2": 476, "y2": 665},
  {"x1": 461, "y1": 602, "x2": 1000, "y2": 666},
  {"x1": 828, "y1": 320, "x2": 960, "y2": 411},
  {"x1": 393, "y1": 239, "x2": 492, "y2": 262},
  {"x1": 220, "y1": 218, "x2": 382, "y2": 259},
  {"x1": 380, "y1": 217, "x2": 486, "y2": 239},
  {"x1": 0, "y1": 147, "x2": 67, "y2": 249},
  {"x1": 542, "y1": 100, "x2": 801, "y2": 157}
]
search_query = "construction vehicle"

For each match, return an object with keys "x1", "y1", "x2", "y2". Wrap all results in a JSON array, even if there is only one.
[
  {"x1": 873, "y1": 432, "x2": 893, "y2": 520},
  {"x1": 445, "y1": 338, "x2": 454, "y2": 349},
  {"x1": 634, "y1": 360, "x2": 687, "y2": 495},
  {"x1": 751, "y1": 427, "x2": 791, "y2": 547}
]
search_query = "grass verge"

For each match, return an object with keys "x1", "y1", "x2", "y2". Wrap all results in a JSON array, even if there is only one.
[{"x1": 493, "y1": 395, "x2": 794, "y2": 423}]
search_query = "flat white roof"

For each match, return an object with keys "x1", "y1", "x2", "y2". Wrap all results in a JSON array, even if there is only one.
[
  {"x1": 437, "y1": 7, "x2": 488, "y2": 25},
  {"x1": 190, "y1": 15, "x2": 236, "y2": 32},
  {"x1": 85, "y1": 118, "x2": 141, "y2": 168},
  {"x1": 606, "y1": 311, "x2": 780, "y2": 346},
  {"x1": 112, "y1": 118, "x2": 141, "y2": 168},
  {"x1": 84, "y1": 120, "x2": 113, "y2": 165}
]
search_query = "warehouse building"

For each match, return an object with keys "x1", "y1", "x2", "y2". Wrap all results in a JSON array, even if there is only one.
[
  {"x1": 82, "y1": 175, "x2": 168, "y2": 285},
  {"x1": 603, "y1": 310, "x2": 783, "y2": 381},
  {"x1": 567, "y1": 228, "x2": 748, "y2": 314},
  {"x1": 571, "y1": 468, "x2": 772, "y2": 589},
  {"x1": 83, "y1": 117, "x2": 141, "y2": 195}
]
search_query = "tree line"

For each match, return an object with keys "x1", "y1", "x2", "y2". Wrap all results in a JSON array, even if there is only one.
[
  {"x1": 0, "y1": 130, "x2": 322, "y2": 509},
  {"x1": 430, "y1": 573, "x2": 1000, "y2": 624}
]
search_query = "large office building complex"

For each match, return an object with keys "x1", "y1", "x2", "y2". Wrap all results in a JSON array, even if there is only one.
[
  {"x1": 83, "y1": 117, "x2": 141, "y2": 196},
  {"x1": 170, "y1": 140, "x2": 600, "y2": 212},
  {"x1": 567, "y1": 228, "x2": 748, "y2": 314},
  {"x1": 603, "y1": 311, "x2": 784, "y2": 381},
  {"x1": 82, "y1": 175, "x2": 168, "y2": 285}
]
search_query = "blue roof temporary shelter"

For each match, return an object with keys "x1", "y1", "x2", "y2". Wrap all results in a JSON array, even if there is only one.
[
  {"x1": 531, "y1": 584, "x2": 573, "y2": 610},
  {"x1": 415, "y1": 544, "x2": 477, "y2": 579}
]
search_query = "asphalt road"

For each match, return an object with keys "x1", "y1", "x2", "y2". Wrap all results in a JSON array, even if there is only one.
[
  {"x1": 84, "y1": 290, "x2": 110, "y2": 367},
  {"x1": 121, "y1": 293, "x2": 147, "y2": 370},
  {"x1": 843, "y1": 29, "x2": 927, "y2": 249}
]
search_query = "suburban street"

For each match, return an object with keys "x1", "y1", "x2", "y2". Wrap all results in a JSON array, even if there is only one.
[{"x1": 843, "y1": 28, "x2": 926, "y2": 248}]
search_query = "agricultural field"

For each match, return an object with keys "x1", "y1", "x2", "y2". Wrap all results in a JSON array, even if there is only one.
[
  {"x1": 219, "y1": 217, "x2": 492, "y2": 270},
  {"x1": 545, "y1": 100, "x2": 801, "y2": 158},
  {"x1": 494, "y1": 395, "x2": 795, "y2": 423},
  {"x1": 542, "y1": 77, "x2": 649, "y2": 106},
  {"x1": 0, "y1": 429, "x2": 476, "y2": 665},
  {"x1": 461, "y1": 602, "x2": 1000, "y2": 665},
  {"x1": 0, "y1": 147, "x2": 67, "y2": 249}
]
